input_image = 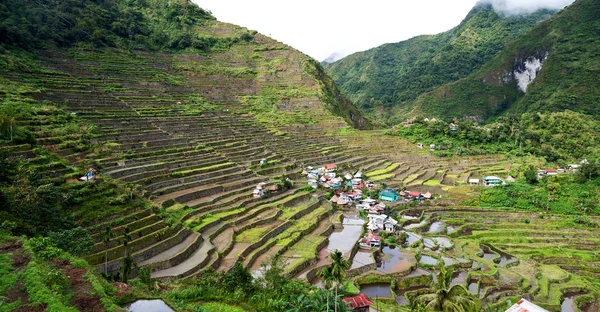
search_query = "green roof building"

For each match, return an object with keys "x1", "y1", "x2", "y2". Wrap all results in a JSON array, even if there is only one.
[{"x1": 379, "y1": 188, "x2": 399, "y2": 202}]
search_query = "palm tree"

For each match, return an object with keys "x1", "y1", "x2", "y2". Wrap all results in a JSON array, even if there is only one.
[
  {"x1": 101, "y1": 226, "x2": 115, "y2": 275},
  {"x1": 412, "y1": 265, "x2": 479, "y2": 312},
  {"x1": 318, "y1": 249, "x2": 350, "y2": 312}
]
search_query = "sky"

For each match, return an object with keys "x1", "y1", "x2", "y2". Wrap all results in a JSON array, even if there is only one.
[{"x1": 193, "y1": 0, "x2": 575, "y2": 62}]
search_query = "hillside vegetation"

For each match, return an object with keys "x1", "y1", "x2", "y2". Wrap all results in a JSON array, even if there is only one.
[
  {"x1": 413, "y1": 0, "x2": 600, "y2": 121},
  {"x1": 325, "y1": 3, "x2": 555, "y2": 125}
]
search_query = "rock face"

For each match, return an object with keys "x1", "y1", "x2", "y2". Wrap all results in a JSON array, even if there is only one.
[{"x1": 514, "y1": 52, "x2": 548, "y2": 92}]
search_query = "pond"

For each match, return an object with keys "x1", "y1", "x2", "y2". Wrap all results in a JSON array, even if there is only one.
[
  {"x1": 428, "y1": 221, "x2": 445, "y2": 234},
  {"x1": 360, "y1": 283, "x2": 393, "y2": 298},
  {"x1": 419, "y1": 255, "x2": 439, "y2": 266},
  {"x1": 124, "y1": 300, "x2": 174, "y2": 312},
  {"x1": 378, "y1": 246, "x2": 415, "y2": 273}
]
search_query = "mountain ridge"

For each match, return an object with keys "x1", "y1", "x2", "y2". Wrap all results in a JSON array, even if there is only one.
[{"x1": 325, "y1": 3, "x2": 557, "y2": 125}]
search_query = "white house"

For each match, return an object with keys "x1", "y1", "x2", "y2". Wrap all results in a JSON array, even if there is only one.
[
  {"x1": 468, "y1": 178, "x2": 480, "y2": 185},
  {"x1": 367, "y1": 214, "x2": 398, "y2": 232}
]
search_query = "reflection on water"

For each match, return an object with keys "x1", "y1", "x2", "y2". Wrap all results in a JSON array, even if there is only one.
[
  {"x1": 360, "y1": 283, "x2": 392, "y2": 298},
  {"x1": 468, "y1": 282, "x2": 478, "y2": 295},
  {"x1": 404, "y1": 220, "x2": 428, "y2": 230},
  {"x1": 428, "y1": 221, "x2": 445, "y2": 234},
  {"x1": 562, "y1": 293, "x2": 586, "y2": 312},
  {"x1": 404, "y1": 231, "x2": 422, "y2": 245},
  {"x1": 327, "y1": 217, "x2": 364, "y2": 257},
  {"x1": 450, "y1": 272, "x2": 467, "y2": 287},
  {"x1": 432, "y1": 237, "x2": 452, "y2": 248},
  {"x1": 351, "y1": 251, "x2": 374, "y2": 269},
  {"x1": 124, "y1": 300, "x2": 174, "y2": 312},
  {"x1": 379, "y1": 247, "x2": 415, "y2": 273},
  {"x1": 419, "y1": 255, "x2": 438, "y2": 266}
]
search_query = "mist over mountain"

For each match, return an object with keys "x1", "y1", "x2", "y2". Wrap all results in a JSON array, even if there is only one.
[{"x1": 481, "y1": 0, "x2": 575, "y2": 15}]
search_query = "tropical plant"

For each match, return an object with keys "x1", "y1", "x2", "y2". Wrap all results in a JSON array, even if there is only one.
[
  {"x1": 318, "y1": 249, "x2": 351, "y2": 312},
  {"x1": 412, "y1": 265, "x2": 479, "y2": 312},
  {"x1": 102, "y1": 226, "x2": 116, "y2": 275}
]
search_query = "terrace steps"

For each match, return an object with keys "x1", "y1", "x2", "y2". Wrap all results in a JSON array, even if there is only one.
[
  {"x1": 138, "y1": 232, "x2": 201, "y2": 266},
  {"x1": 150, "y1": 239, "x2": 215, "y2": 278}
]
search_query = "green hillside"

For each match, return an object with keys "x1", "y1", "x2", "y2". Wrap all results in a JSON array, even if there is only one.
[
  {"x1": 325, "y1": 3, "x2": 555, "y2": 125},
  {"x1": 413, "y1": 0, "x2": 600, "y2": 121},
  {"x1": 0, "y1": 0, "x2": 370, "y2": 130}
]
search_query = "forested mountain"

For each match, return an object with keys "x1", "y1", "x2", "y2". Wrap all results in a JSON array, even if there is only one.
[
  {"x1": 412, "y1": 0, "x2": 600, "y2": 121},
  {"x1": 325, "y1": 3, "x2": 556, "y2": 125}
]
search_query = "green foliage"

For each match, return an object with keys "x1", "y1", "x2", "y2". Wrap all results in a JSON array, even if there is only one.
[
  {"x1": 472, "y1": 177, "x2": 600, "y2": 215},
  {"x1": 394, "y1": 110, "x2": 600, "y2": 161},
  {"x1": 523, "y1": 166, "x2": 538, "y2": 184},
  {"x1": 326, "y1": 4, "x2": 554, "y2": 125},
  {"x1": 0, "y1": 0, "x2": 214, "y2": 51},
  {"x1": 47, "y1": 227, "x2": 94, "y2": 257}
]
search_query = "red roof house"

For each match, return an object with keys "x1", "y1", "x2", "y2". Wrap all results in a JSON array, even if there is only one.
[
  {"x1": 408, "y1": 191, "x2": 421, "y2": 198},
  {"x1": 342, "y1": 293, "x2": 373, "y2": 312},
  {"x1": 325, "y1": 164, "x2": 336, "y2": 171}
]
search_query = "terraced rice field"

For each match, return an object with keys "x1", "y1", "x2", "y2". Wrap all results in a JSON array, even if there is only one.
[
  {"x1": 349, "y1": 207, "x2": 600, "y2": 311},
  {"x1": 4, "y1": 18, "x2": 594, "y2": 312}
]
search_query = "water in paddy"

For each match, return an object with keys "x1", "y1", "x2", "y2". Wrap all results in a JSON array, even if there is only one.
[
  {"x1": 468, "y1": 282, "x2": 478, "y2": 295},
  {"x1": 379, "y1": 246, "x2": 415, "y2": 273},
  {"x1": 480, "y1": 247, "x2": 498, "y2": 262},
  {"x1": 403, "y1": 231, "x2": 422, "y2": 245},
  {"x1": 497, "y1": 252, "x2": 518, "y2": 266},
  {"x1": 124, "y1": 300, "x2": 174, "y2": 312},
  {"x1": 351, "y1": 251, "x2": 374, "y2": 269},
  {"x1": 406, "y1": 268, "x2": 431, "y2": 278},
  {"x1": 423, "y1": 238, "x2": 436, "y2": 248},
  {"x1": 360, "y1": 283, "x2": 392, "y2": 298},
  {"x1": 404, "y1": 220, "x2": 428, "y2": 230},
  {"x1": 428, "y1": 221, "x2": 445, "y2": 233},
  {"x1": 442, "y1": 256, "x2": 457, "y2": 266},
  {"x1": 419, "y1": 255, "x2": 439, "y2": 266},
  {"x1": 562, "y1": 293, "x2": 586, "y2": 312},
  {"x1": 432, "y1": 237, "x2": 452, "y2": 248},
  {"x1": 402, "y1": 215, "x2": 419, "y2": 220},
  {"x1": 327, "y1": 217, "x2": 364, "y2": 257},
  {"x1": 446, "y1": 225, "x2": 458, "y2": 234},
  {"x1": 450, "y1": 272, "x2": 467, "y2": 287}
]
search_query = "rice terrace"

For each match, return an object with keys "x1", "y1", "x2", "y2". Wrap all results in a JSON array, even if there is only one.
[{"x1": 0, "y1": 0, "x2": 599, "y2": 311}]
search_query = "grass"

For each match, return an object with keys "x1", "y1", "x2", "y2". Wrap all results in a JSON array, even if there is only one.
[
  {"x1": 365, "y1": 163, "x2": 399, "y2": 177},
  {"x1": 199, "y1": 302, "x2": 248, "y2": 312},
  {"x1": 423, "y1": 179, "x2": 441, "y2": 186}
]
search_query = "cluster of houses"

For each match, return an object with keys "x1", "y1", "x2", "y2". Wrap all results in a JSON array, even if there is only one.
[
  {"x1": 252, "y1": 182, "x2": 279, "y2": 198},
  {"x1": 303, "y1": 164, "x2": 370, "y2": 191}
]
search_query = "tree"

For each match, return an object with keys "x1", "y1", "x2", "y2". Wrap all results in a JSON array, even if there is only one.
[
  {"x1": 412, "y1": 265, "x2": 479, "y2": 312},
  {"x1": 318, "y1": 249, "x2": 350, "y2": 312},
  {"x1": 523, "y1": 166, "x2": 538, "y2": 185},
  {"x1": 121, "y1": 226, "x2": 133, "y2": 283},
  {"x1": 102, "y1": 226, "x2": 116, "y2": 275}
]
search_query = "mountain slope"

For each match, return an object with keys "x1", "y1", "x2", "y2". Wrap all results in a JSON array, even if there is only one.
[
  {"x1": 413, "y1": 0, "x2": 600, "y2": 121},
  {"x1": 325, "y1": 3, "x2": 555, "y2": 125},
  {"x1": 0, "y1": 0, "x2": 370, "y2": 129}
]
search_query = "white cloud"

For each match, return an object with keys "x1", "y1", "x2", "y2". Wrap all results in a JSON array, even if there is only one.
[{"x1": 482, "y1": 0, "x2": 575, "y2": 15}]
